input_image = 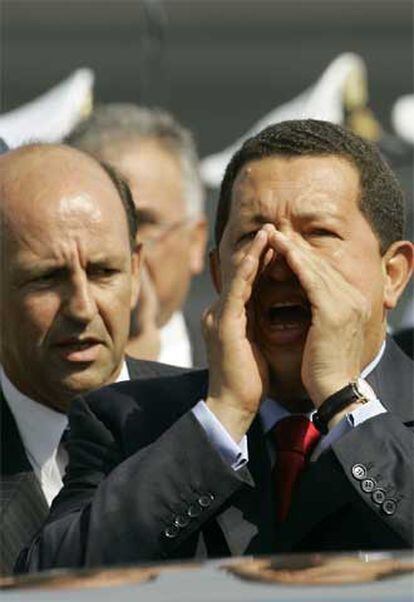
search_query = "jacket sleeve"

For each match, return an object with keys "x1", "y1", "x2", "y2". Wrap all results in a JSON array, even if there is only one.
[
  {"x1": 332, "y1": 412, "x2": 414, "y2": 546},
  {"x1": 16, "y1": 396, "x2": 250, "y2": 572}
]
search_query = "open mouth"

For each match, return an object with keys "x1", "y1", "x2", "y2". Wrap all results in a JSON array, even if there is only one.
[{"x1": 267, "y1": 302, "x2": 312, "y2": 329}]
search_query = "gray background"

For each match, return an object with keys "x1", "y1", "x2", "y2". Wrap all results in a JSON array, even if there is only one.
[{"x1": 1, "y1": 0, "x2": 412, "y2": 355}]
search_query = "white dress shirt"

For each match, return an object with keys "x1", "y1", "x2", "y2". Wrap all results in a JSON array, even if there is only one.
[
  {"x1": 158, "y1": 311, "x2": 193, "y2": 368},
  {"x1": 1, "y1": 361, "x2": 130, "y2": 506},
  {"x1": 193, "y1": 341, "x2": 387, "y2": 470}
]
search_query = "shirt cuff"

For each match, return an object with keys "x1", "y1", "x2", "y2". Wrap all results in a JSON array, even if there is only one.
[
  {"x1": 192, "y1": 400, "x2": 248, "y2": 471},
  {"x1": 346, "y1": 397, "x2": 387, "y2": 427}
]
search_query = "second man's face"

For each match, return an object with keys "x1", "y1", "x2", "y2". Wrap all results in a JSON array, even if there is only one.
[{"x1": 0, "y1": 164, "x2": 140, "y2": 411}]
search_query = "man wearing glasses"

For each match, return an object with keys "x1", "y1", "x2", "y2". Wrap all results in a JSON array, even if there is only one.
[{"x1": 67, "y1": 105, "x2": 207, "y2": 367}]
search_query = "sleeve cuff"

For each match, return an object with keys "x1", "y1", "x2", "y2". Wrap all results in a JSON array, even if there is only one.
[
  {"x1": 191, "y1": 400, "x2": 249, "y2": 471},
  {"x1": 346, "y1": 397, "x2": 387, "y2": 427}
]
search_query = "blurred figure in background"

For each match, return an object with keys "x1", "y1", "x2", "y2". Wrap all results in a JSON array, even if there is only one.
[{"x1": 67, "y1": 105, "x2": 207, "y2": 367}]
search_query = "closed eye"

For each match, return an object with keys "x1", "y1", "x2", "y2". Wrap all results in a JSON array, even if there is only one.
[
  {"x1": 236, "y1": 230, "x2": 259, "y2": 244},
  {"x1": 306, "y1": 228, "x2": 341, "y2": 239},
  {"x1": 30, "y1": 268, "x2": 65, "y2": 285},
  {"x1": 87, "y1": 265, "x2": 119, "y2": 278}
]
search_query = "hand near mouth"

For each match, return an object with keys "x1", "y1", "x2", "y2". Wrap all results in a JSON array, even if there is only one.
[
  {"x1": 266, "y1": 226, "x2": 370, "y2": 410},
  {"x1": 203, "y1": 228, "x2": 270, "y2": 443}
]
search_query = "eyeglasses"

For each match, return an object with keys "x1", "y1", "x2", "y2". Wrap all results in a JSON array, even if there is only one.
[{"x1": 137, "y1": 218, "x2": 190, "y2": 250}]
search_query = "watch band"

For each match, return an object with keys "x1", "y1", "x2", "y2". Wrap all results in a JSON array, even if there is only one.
[{"x1": 312, "y1": 380, "x2": 368, "y2": 435}]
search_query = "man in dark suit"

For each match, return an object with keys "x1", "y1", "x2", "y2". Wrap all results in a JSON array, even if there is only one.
[
  {"x1": 0, "y1": 143, "x2": 185, "y2": 574},
  {"x1": 66, "y1": 104, "x2": 207, "y2": 368},
  {"x1": 18, "y1": 120, "x2": 414, "y2": 571}
]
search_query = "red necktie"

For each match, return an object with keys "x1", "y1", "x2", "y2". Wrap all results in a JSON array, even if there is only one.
[{"x1": 272, "y1": 415, "x2": 320, "y2": 522}]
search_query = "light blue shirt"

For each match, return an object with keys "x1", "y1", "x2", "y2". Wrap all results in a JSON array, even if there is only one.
[{"x1": 192, "y1": 342, "x2": 386, "y2": 471}]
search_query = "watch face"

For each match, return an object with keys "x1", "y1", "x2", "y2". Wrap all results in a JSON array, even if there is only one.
[{"x1": 356, "y1": 378, "x2": 376, "y2": 401}]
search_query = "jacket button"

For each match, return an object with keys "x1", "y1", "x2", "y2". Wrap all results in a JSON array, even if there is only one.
[
  {"x1": 174, "y1": 514, "x2": 190, "y2": 528},
  {"x1": 198, "y1": 494, "x2": 215, "y2": 508},
  {"x1": 372, "y1": 488, "x2": 386, "y2": 505},
  {"x1": 164, "y1": 524, "x2": 180, "y2": 538},
  {"x1": 381, "y1": 499, "x2": 397, "y2": 516},
  {"x1": 187, "y1": 504, "x2": 202, "y2": 518},
  {"x1": 361, "y1": 478, "x2": 376, "y2": 493},
  {"x1": 351, "y1": 464, "x2": 367, "y2": 480}
]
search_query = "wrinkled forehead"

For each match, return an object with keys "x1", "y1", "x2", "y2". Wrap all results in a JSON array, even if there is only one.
[{"x1": 228, "y1": 155, "x2": 360, "y2": 224}]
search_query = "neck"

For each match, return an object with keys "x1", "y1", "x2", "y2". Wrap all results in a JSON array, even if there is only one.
[{"x1": 268, "y1": 374, "x2": 313, "y2": 413}]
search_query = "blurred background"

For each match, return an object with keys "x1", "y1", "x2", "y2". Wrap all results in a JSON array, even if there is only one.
[{"x1": 1, "y1": 0, "x2": 413, "y2": 341}]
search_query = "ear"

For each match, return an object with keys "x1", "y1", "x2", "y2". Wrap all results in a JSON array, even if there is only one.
[
  {"x1": 382, "y1": 240, "x2": 414, "y2": 310},
  {"x1": 209, "y1": 247, "x2": 222, "y2": 293},
  {"x1": 130, "y1": 243, "x2": 143, "y2": 310},
  {"x1": 188, "y1": 219, "x2": 208, "y2": 275}
]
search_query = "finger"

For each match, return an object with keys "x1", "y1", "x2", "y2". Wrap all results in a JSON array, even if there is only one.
[
  {"x1": 223, "y1": 229, "x2": 268, "y2": 310},
  {"x1": 267, "y1": 229, "x2": 345, "y2": 303}
]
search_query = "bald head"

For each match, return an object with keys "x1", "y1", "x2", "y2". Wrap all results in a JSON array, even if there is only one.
[
  {"x1": 0, "y1": 144, "x2": 137, "y2": 248},
  {"x1": 0, "y1": 143, "x2": 141, "y2": 411}
]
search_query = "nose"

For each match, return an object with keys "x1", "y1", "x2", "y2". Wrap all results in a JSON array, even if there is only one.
[
  {"x1": 62, "y1": 273, "x2": 98, "y2": 323},
  {"x1": 265, "y1": 251, "x2": 297, "y2": 283}
]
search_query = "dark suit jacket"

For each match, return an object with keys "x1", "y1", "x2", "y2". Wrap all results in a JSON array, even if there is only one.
[
  {"x1": 17, "y1": 340, "x2": 414, "y2": 572},
  {"x1": 0, "y1": 357, "x2": 186, "y2": 574}
]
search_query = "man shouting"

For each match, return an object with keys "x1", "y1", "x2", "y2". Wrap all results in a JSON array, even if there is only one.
[{"x1": 19, "y1": 119, "x2": 414, "y2": 571}]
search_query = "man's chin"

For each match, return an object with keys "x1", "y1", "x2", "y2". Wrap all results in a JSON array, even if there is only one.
[
  {"x1": 262, "y1": 340, "x2": 306, "y2": 399},
  {"x1": 57, "y1": 365, "x2": 116, "y2": 397}
]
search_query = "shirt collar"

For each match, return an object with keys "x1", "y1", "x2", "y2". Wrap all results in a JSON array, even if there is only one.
[
  {"x1": 0, "y1": 359, "x2": 130, "y2": 469},
  {"x1": 260, "y1": 340, "x2": 386, "y2": 434},
  {"x1": 0, "y1": 366, "x2": 68, "y2": 471},
  {"x1": 158, "y1": 311, "x2": 192, "y2": 368},
  {"x1": 116, "y1": 360, "x2": 130, "y2": 382}
]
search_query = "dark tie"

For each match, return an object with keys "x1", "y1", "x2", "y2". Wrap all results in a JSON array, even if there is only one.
[{"x1": 272, "y1": 415, "x2": 320, "y2": 522}]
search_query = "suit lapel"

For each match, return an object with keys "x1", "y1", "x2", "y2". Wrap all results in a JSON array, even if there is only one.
[
  {"x1": 1, "y1": 389, "x2": 31, "y2": 475},
  {"x1": 125, "y1": 356, "x2": 144, "y2": 380},
  {"x1": 365, "y1": 337, "x2": 413, "y2": 422},
  {"x1": 274, "y1": 449, "x2": 356, "y2": 552},
  {"x1": 0, "y1": 389, "x2": 49, "y2": 573},
  {"x1": 1, "y1": 471, "x2": 49, "y2": 573}
]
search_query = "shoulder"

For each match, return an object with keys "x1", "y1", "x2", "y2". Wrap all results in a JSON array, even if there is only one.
[
  {"x1": 125, "y1": 356, "x2": 193, "y2": 379},
  {"x1": 69, "y1": 368, "x2": 209, "y2": 450},
  {"x1": 371, "y1": 337, "x2": 413, "y2": 422}
]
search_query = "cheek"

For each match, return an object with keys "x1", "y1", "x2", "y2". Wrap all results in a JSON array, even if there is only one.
[
  {"x1": 98, "y1": 282, "x2": 134, "y2": 327},
  {"x1": 220, "y1": 246, "x2": 245, "y2": 277},
  {"x1": 330, "y1": 250, "x2": 385, "y2": 306},
  {"x1": 20, "y1": 294, "x2": 60, "y2": 336}
]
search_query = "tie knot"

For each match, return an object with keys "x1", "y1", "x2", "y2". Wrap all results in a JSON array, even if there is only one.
[{"x1": 273, "y1": 415, "x2": 320, "y2": 456}]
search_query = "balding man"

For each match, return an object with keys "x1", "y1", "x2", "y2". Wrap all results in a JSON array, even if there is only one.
[
  {"x1": 0, "y1": 144, "x2": 184, "y2": 573},
  {"x1": 66, "y1": 105, "x2": 207, "y2": 368}
]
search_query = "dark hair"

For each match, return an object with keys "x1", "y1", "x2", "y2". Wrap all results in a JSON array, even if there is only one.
[
  {"x1": 215, "y1": 119, "x2": 405, "y2": 253},
  {"x1": 98, "y1": 160, "x2": 138, "y2": 249}
]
